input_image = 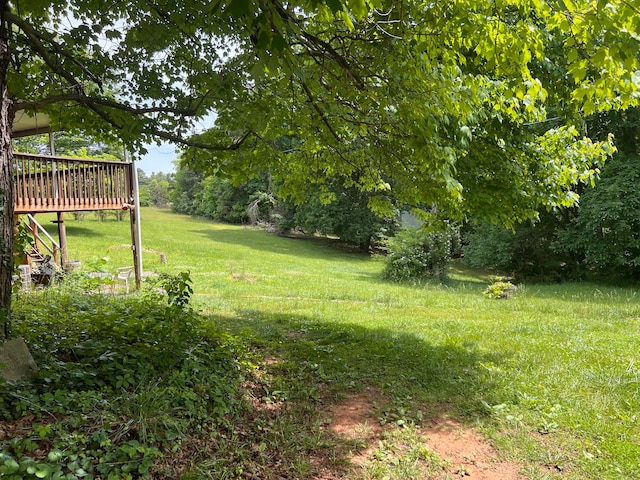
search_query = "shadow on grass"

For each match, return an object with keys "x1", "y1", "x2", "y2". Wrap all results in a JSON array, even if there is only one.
[
  {"x1": 195, "y1": 310, "x2": 512, "y2": 477},
  {"x1": 189, "y1": 227, "x2": 373, "y2": 262},
  {"x1": 215, "y1": 309, "x2": 508, "y2": 416},
  {"x1": 64, "y1": 225, "x2": 104, "y2": 238}
]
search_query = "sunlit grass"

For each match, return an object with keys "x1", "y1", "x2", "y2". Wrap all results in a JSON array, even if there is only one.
[{"x1": 37, "y1": 207, "x2": 640, "y2": 479}]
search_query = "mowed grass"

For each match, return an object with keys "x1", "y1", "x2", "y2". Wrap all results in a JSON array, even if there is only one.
[{"x1": 34, "y1": 208, "x2": 640, "y2": 479}]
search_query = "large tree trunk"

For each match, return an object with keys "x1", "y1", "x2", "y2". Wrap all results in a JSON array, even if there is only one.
[{"x1": 0, "y1": 0, "x2": 14, "y2": 340}]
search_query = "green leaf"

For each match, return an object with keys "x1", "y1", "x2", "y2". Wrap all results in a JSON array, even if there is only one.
[
  {"x1": 326, "y1": 0, "x2": 343, "y2": 13},
  {"x1": 0, "y1": 459, "x2": 20, "y2": 474},
  {"x1": 224, "y1": 0, "x2": 251, "y2": 17},
  {"x1": 35, "y1": 464, "x2": 53, "y2": 478}
]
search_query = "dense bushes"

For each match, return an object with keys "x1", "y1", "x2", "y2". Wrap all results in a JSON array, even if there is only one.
[
  {"x1": 284, "y1": 182, "x2": 398, "y2": 251},
  {"x1": 557, "y1": 152, "x2": 640, "y2": 279},
  {"x1": 172, "y1": 169, "x2": 273, "y2": 224},
  {"x1": 463, "y1": 212, "x2": 575, "y2": 282},
  {"x1": 463, "y1": 152, "x2": 640, "y2": 282}
]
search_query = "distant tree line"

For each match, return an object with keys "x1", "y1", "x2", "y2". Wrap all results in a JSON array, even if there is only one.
[
  {"x1": 171, "y1": 167, "x2": 398, "y2": 251},
  {"x1": 173, "y1": 106, "x2": 640, "y2": 282},
  {"x1": 137, "y1": 170, "x2": 175, "y2": 209}
]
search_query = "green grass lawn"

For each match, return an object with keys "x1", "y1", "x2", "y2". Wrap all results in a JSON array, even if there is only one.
[{"x1": 25, "y1": 208, "x2": 640, "y2": 479}]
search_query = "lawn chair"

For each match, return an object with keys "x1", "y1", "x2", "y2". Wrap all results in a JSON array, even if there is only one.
[{"x1": 114, "y1": 266, "x2": 135, "y2": 294}]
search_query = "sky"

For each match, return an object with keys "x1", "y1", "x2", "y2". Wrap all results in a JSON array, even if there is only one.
[
  {"x1": 136, "y1": 142, "x2": 178, "y2": 174},
  {"x1": 134, "y1": 112, "x2": 217, "y2": 175}
]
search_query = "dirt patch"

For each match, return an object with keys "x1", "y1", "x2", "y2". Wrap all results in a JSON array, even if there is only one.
[
  {"x1": 325, "y1": 387, "x2": 385, "y2": 467},
  {"x1": 324, "y1": 389, "x2": 527, "y2": 479},
  {"x1": 423, "y1": 417, "x2": 525, "y2": 479},
  {"x1": 327, "y1": 388, "x2": 384, "y2": 440}
]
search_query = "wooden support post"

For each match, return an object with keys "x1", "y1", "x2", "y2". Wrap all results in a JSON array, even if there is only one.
[
  {"x1": 124, "y1": 148, "x2": 142, "y2": 290},
  {"x1": 53, "y1": 212, "x2": 67, "y2": 267},
  {"x1": 129, "y1": 207, "x2": 140, "y2": 290}
]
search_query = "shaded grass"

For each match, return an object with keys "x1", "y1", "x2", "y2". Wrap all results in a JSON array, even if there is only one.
[{"x1": 24, "y1": 208, "x2": 640, "y2": 479}]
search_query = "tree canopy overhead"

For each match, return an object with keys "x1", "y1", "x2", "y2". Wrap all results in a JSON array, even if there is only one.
[
  {"x1": 182, "y1": 0, "x2": 640, "y2": 224},
  {"x1": 7, "y1": 1, "x2": 640, "y2": 218}
]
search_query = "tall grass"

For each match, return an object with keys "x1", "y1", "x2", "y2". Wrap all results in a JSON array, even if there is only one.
[{"x1": 31, "y1": 208, "x2": 640, "y2": 478}]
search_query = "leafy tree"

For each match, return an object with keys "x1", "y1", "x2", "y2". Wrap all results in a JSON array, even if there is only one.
[
  {"x1": 171, "y1": 166, "x2": 206, "y2": 215},
  {"x1": 464, "y1": 105, "x2": 640, "y2": 282},
  {"x1": 558, "y1": 152, "x2": 640, "y2": 279},
  {"x1": 3, "y1": 0, "x2": 640, "y2": 337},
  {"x1": 12, "y1": 132, "x2": 123, "y2": 160},
  {"x1": 191, "y1": 174, "x2": 271, "y2": 223},
  {"x1": 289, "y1": 180, "x2": 397, "y2": 250},
  {"x1": 138, "y1": 170, "x2": 177, "y2": 209},
  {"x1": 184, "y1": 1, "x2": 634, "y2": 227},
  {"x1": 148, "y1": 172, "x2": 174, "y2": 208},
  {"x1": 137, "y1": 169, "x2": 151, "y2": 206},
  {"x1": 587, "y1": 108, "x2": 640, "y2": 155}
]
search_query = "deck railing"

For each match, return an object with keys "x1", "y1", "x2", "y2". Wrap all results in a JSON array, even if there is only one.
[{"x1": 14, "y1": 152, "x2": 134, "y2": 213}]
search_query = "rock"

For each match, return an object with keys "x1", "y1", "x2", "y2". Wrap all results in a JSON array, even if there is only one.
[{"x1": 0, "y1": 337, "x2": 38, "y2": 382}]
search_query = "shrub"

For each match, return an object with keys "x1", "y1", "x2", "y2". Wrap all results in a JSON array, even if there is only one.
[
  {"x1": 382, "y1": 225, "x2": 457, "y2": 282},
  {"x1": 483, "y1": 278, "x2": 518, "y2": 299},
  {"x1": 463, "y1": 213, "x2": 577, "y2": 282}
]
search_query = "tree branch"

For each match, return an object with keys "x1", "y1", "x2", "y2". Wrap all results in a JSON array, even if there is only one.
[
  {"x1": 7, "y1": 12, "x2": 103, "y2": 90},
  {"x1": 15, "y1": 93, "x2": 200, "y2": 117},
  {"x1": 299, "y1": 80, "x2": 341, "y2": 142},
  {"x1": 269, "y1": 1, "x2": 365, "y2": 91},
  {"x1": 146, "y1": 126, "x2": 253, "y2": 151}
]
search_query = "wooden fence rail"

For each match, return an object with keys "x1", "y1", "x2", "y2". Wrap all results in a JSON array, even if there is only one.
[{"x1": 14, "y1": 152, "x2": 134, "y2": 214}]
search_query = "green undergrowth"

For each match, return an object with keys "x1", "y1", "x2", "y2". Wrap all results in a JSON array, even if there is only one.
[{"x1": 1, "y1": 276, "x2": 241, "y2": 479}]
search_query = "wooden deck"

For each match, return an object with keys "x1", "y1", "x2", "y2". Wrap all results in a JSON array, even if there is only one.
[{"x1": 14, "y1": 152, "x2": 134, "y2": 214}]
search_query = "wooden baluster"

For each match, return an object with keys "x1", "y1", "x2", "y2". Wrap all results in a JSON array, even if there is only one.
[
  {"x1": 29, "y1": 157, "x2": 35, "y2": 209},
  {"x1": 111, "y1": 163, "x2": 116, "y2": 208},
  {"x1": 87, "y1": 162, "x2": 91, "y2": 208},
  {"x1": 22, "y1": 156, "x2": 28, "y2": 209},
  {"x1": 113, "y1": 164, "x2": 119, "y2": 207},
  {"x1": 108, "y1": 163, "x2": 114, "y2": 208},
  {"x1": 23, "y1": 155, "x2": 28, "y2": 209},
  {"x1": 71, "y1": 161, "x2": 77, "y2": 208},
  {"x1": 72, "y1": 162, "x2": 78, "y2": 208},
  {"x1": 115, "y1": 164, "x2": 121, "y2": 206},
  {"x1": 79, "y1": 162, "x2": 84, "y2": 209},
  {"x1": 106, "y1": 164, "x2": 111, "y2": 207},
  {"x1": 37, "y1": 158, "x2": 43, "y2": 209},
  {"x1": 89, "y1": 162, "x2": 93, "y2": 208},
  {"x1": 63, "y1": 160, "x2": 70, "y2": 208},
  {"x1": 98, "y1": 163, "x2": 103, "y2": 208},
  {"x1": 44, "y1": 159, "x2": 51, "y2": 209},
  {"x1": 89, "y1": 163, "x2": 94, "y2": 208},
  {"x1": 20, "y1": 156, "x2": 27, "y2": 210},
  {"x1": 80, "y1": 162, "x2": 85, "y2": 209}
]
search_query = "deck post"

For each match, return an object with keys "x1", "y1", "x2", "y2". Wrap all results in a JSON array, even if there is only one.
[
  {"x1": 55, "y1": 213, "x2": 67, "y2": 267},
  {"x1": 124, "y1": 148, "x2": 142, "y2": 290},
  {"x1": 48, "y1": 133, "x2": 66, "y2": 266}
]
